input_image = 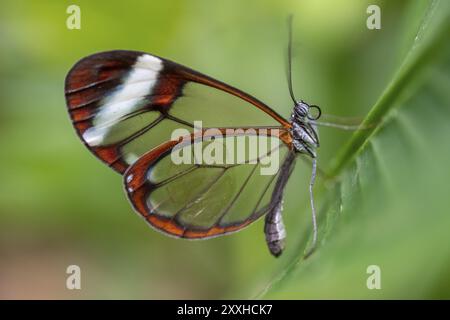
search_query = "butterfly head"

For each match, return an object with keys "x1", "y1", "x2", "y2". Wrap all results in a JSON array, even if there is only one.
[{"x1": 292, "y1": 100, "x2": 321, "y2": 122}]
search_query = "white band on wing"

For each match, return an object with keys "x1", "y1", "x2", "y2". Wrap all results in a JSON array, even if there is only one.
[{"x1": 83, "y1": 54, "x2": 163, "y2": 146}]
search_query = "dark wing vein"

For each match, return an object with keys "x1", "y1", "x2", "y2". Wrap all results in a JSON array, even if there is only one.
[
  {"x1": 66, "y1": 76, "x2": 123, "y2": 94},
  {"x1": 153, "y1": 165, "x2": 198, "y2": 188},
  {"x1": 216, "y1": 163, "x2": 259, "y2": 225},
  {"x1": 251, "y1": 171, "x2": 278, "y2": 217},
  {"x1": 172, "y1": 168, "x2": 228, "y2": 222},
  {"x1": 117, "y1": 115, "x2": 165, "y2": 148},
  {"x1": 74, "y1": 106, "x2": 157, "y2": 124},
  {"x1": 108, "y1": 115, "x2": 165, "y2": 166},
  {"x1": 165, "y1": 114, "x2": 195, "y2": 128}
]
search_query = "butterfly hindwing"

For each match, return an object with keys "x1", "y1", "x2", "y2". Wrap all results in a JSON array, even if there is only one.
[{"x1": 123, "y1": 128, "x2": 292, "y2": 238}]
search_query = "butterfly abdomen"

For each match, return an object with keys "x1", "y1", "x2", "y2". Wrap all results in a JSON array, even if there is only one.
[{"x1": 264, "y1": 201, "x2": 286, "y2": 257}]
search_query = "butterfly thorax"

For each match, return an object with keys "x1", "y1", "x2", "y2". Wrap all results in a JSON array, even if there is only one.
[{"x1": 289, "y1": 101, "x2": 320, "y2": 158}]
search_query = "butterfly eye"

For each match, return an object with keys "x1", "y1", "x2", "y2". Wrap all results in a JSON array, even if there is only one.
[{"x1": 307, "y1": 105, "x2": 322, "y2": 120}]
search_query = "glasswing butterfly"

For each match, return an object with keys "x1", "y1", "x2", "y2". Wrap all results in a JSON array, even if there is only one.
[{"x1": 64, "y1": 17, "x2": 360, "y2": 257}]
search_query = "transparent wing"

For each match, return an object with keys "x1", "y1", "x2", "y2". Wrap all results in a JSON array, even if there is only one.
[{"x1": 124, "y1": 128, "x2": 293, "y2": 238}]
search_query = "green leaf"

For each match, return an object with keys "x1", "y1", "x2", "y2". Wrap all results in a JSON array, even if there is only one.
[{"x1": 260, "y1": 0, "x2": 450, "y2": 299}]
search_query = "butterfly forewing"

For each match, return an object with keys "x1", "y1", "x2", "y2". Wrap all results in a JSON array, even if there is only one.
[
  {"x1": 65, "y1": 50, "x2": 290, "y2": 174},
  {"x1": 124, "y1": 128, "x2": 291, "y2": 238}
]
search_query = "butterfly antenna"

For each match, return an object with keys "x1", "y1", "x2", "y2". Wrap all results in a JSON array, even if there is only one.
[{"x1": 287, "y1": 15, "x2": 298, "y2": 104}]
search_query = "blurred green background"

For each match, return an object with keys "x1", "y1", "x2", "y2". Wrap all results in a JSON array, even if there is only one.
[{"x1": 0, "y1": 0, "x2": 448, "y2": 299}]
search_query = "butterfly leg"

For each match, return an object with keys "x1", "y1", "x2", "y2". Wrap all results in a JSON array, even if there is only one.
[
  {"x1": 299, "y1": 156, "x2": 330, "y2": 180},
  {"x1": 305, "y1": 157, "x2": 318, "y2": 258}
]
